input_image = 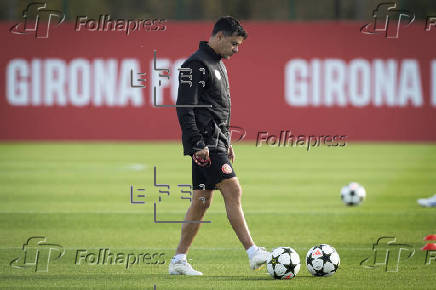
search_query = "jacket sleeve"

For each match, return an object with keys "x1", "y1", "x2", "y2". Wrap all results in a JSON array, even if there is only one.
[{"x1": 176, "y1": 60, "x2": 209, "y2": 153}]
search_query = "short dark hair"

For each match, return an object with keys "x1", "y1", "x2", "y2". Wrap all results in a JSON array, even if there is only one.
[{"x1": 212, "y1": 16, "x2": 247, "y2": 39}]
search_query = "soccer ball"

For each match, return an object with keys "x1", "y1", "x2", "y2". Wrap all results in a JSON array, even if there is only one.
[
  {"x1": 340, "y1": 182, "x2": 366, "y2": 206},
  {"x1": 306, "y1": 244, "x2": 340, "y2": 277},
  {"x1": 266, "y1": 247, "x2": 300, "y2": 279}
]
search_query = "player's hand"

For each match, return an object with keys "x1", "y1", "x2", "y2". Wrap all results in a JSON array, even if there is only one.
[
  {"x1": 228, "y1": 145, "x2": 235, "y2": 163},
  {"x1": 193, "y1": 147, "x2": 211, "y2": 167}
]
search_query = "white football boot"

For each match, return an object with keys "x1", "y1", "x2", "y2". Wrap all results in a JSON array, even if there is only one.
[
  {"x1": 168, "y1": 258, "x2": 203, "y2": 276},
  {"x1": 417, "y1": 194, "x2": 436, "y2": 207},
  {"x1": 249, "y1": 247, "x2": 270, "y2": 270}
]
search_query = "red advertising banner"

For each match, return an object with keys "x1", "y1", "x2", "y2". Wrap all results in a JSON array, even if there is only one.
[{"x1": 1, "y1": 21, "x2": 436, "y2": 141}]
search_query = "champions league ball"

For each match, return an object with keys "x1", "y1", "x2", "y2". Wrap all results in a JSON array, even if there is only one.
[
  {"x1": 266, "y1": 247, "x2": 300, "y2": 280},
  {"x1": 340, "y1": 182, "x2": 366, "y2": 206},
  {"x1": 306, "y1": 244, "x2": 340, "y2": 277}
]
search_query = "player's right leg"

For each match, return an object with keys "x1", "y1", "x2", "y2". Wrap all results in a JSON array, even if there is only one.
[
  {"x1": 176, "y1": 189, "x2": 213, "y2": 254},
  {"x1": 169, "y1": 189, "x2": 213, "y2": 275}
]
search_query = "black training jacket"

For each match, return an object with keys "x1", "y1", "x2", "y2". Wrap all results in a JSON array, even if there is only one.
[{"x1": 176, "y1": 41, "x2": 231, "y2": 156}]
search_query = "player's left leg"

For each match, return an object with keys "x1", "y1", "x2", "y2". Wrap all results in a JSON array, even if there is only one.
[{"x1": 217, "y1": 177, "x2": 269, "y2": 270}]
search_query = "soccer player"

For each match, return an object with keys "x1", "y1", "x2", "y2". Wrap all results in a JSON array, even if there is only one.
[{"x1": 169, "y1": 16, "x2": 269, "y2": 276}]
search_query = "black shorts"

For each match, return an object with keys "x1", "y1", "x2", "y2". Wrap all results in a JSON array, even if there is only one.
[{"x1": 192, "y1": 151, "x2": 236, "y2": 190}]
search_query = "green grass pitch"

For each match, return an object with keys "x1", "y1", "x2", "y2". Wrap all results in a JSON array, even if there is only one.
[{"x1": 1, "y1": 142, "x2": 436, "y2": 289}]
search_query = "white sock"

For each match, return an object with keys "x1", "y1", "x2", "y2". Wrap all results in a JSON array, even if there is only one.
[
  {"x1": 172, "y1": 253, "x2": 187, "y2": 262},
  {"x1": 246, "y1": 245, "x2": 258, "y2": 259}
]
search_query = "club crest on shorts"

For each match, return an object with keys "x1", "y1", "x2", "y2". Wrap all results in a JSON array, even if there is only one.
[{"x1": 221, "y1": 163, "x2": 232, "y2": 174}]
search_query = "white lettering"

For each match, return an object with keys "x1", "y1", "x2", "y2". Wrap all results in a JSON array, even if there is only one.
[
  {"x1": 7, "y1": 59, "x2": 28, "y2": 105},
  {"x1": 171, "y1": 59, "x2": 185, "y2": 104},
  {"x1": 31, "y1": 59, "x2": 41, "y2": 105},
  {"x1": 93, "y1": 59, "x2": 117, "y2": 106},
  {"x1": 373, "y1": 59, "x2": 397, "y2": 106},
  {"x1": 398, "y1": 60, "x2": 423, "y2": 107},
  {"x1": 324, "y1": 59, "x2": 346, "y2": 107},
  {"x1": 44, "y1": 59, "x2": 67, "y2": 106},
  {"x1": 311, "y1": 59, "x2": 321, "y2": 106},
  {"x1": 349, "y1": 59, "x2": 370, "y2": 107},
  {"x1": 119, "y1": 59, "x2": 143, "y2": 106},
  {"x1": 150, "y1": 58, "x2": 171, "y2": 106},
  {"x1": 285, "y1": 59, "x2": 308, "y2": 106},
  {"x1": 69, "y1": 59, "x2": 90, "y2": 106}
]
